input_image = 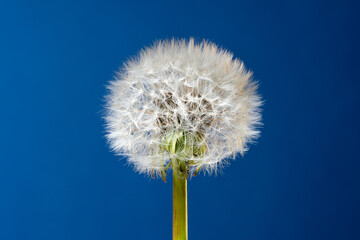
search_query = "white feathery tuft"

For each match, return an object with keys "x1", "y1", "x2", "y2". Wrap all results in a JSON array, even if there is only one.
[{"x1": 104, "y1": 38, "x2": 262, "y2": 177}]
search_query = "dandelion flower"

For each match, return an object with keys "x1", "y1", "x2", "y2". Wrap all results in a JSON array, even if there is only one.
[{"x1": 104, "y1": 38, "x2": 262, "y2": 240}]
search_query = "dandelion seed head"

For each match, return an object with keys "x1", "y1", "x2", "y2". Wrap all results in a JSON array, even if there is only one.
[{"x1": 105, "y1": 38, "x2": 262, "y2": 177}]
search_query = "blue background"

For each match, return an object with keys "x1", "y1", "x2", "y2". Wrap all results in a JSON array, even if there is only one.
[{"x1": 1, "y1": 0, "x2": 360, "y2": 239}]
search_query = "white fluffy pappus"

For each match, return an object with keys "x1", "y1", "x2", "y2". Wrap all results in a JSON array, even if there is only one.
[{"x1": 104, "y1": 38, "x2": 262, "y2": 178}]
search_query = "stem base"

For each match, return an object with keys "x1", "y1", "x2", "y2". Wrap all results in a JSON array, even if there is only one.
[{"x1": 173, "y1": 171, "x2": 187, "y2": 240}]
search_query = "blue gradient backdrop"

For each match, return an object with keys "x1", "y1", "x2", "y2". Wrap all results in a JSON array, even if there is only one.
[{"x1": 1, "y1": 0, "x2": 360, "y2": 239}]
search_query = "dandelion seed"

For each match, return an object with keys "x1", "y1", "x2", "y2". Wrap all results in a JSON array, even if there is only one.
[{"x1": 104, "y1": 38, "x2": 262, "y2": 240}]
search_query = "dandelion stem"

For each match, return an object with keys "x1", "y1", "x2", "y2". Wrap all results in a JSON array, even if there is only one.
[{"x1": 173, "y1": 169, "x2": 187, "y2": 240}]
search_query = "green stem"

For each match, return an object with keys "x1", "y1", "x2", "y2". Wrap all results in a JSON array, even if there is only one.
[{"x1": 173, "y1": 170, "x2": 188, "y2": 240}]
